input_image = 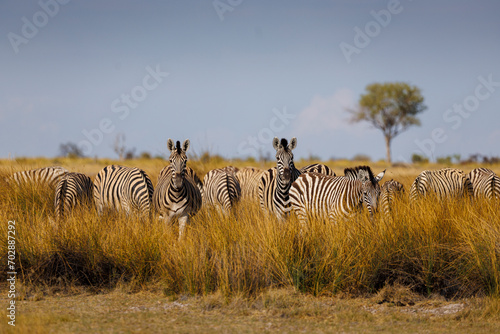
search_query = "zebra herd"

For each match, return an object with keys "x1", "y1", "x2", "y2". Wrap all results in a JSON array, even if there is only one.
[{"x1": 6, "y1": 138, "x2": 500, "y2": 238}]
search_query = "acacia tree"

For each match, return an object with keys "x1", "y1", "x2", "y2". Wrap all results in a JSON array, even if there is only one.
[{"x1": 349, "y1": 82, "x2": 427, "y2": 164}]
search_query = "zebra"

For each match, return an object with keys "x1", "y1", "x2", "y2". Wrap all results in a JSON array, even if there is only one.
[
  {"x1": 236, "y1": 167, "x2": 264, "y2": 200},
  {"x1": 54, "y1": 172, "x2": 93, "y2": 219},
  {"x1": 289, "y1": 166, "x2": 385, "y2": 223},
  {"x1": 258, "y1": 137, "x2": 301, "y2": 219},
  {"x1": 379, "y1": 179, "x2": 405, "y2": 219},
  {"x1": 467, "y1": 168, "x2": 500, "y2": 200},
  {"x1": 410, "y1": 168, "x2": 473, "y2": 201},
  {"x1": 300, "y1": 163, "x2": 336, "y2": 176},
  {"x1": 9, "y1": 166, "x2": 68, "y2": 188},
  {"x1": 152, "y1": 139, "x2": 202, "y2": 239},
  {"x1": 93, "y1": 165, "x2": 154, "y2": 216},
  {"x1": 202, "y1": 166, "x2": 241, "y2": 211},
  {"x1": 186, "y1": 166, "x2": 204, "y2": 194}
]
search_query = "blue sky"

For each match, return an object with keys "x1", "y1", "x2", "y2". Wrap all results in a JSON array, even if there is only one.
[{"x1": 1, "y1": 0, "x2": 499, "y2": 162}]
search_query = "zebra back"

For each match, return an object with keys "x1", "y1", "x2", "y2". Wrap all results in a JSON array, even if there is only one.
[
  {"x1": 410, "y1": 168, "x2": 473, "y2": 201},
  {"x1": 467, "y1": 168, "x2": 500, "y2": 200},
  {"x1": 236, "y1": 167, "x2": 264, "y2": 200},
  {"x1": 54, "y1": 172, "x2": 93, "y2": 219},
  {"x1": 299, "y1": 163, "x2": 336, "y2": 176},
  {"x1": 10, "y1": 166, "x2": 68, "y2": 188},
  {"x1": 379, "y1": 179, "x2": 405, "y2": 219},
  {"x1": 202, "y1": 167, "x2": 241, "y2": 211},
  {"x1": 219, "y1": 166, "x2": 239, "y2": 174},
  {"x1": 93, "y1": 165, "x2": 154, "y2": 216},
  {"x1": 290, "y1": 173, "x2": 364, "y2": 222}
]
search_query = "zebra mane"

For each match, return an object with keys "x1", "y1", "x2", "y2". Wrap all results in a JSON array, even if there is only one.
[
  {"x1": 280, "y1": 138, "x2": 288, "y2": 148},
  {"x1": 344, "y1": 166, "x2": 376, "y2": 184},
  {"x1": 175, "y1": 141, "x2": 182, "y2": 154}
]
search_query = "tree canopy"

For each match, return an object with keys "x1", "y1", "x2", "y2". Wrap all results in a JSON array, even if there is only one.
[{"x1": 349, "y1": 82, "x2": 427, "y2": 164}]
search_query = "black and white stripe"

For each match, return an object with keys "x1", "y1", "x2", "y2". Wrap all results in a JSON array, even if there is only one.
[
  {"x1": 410, "y1": 168, "x2": 473, "y2": 201},
  {"x1": 289, "y1": 166, "x2": 385, "y2": 222},
  {"x1": 186, "y1": 166, "x2": 204, "y2": 194},
  {"x1": 235, "y1": 167, "x2": 264, "y2": 200},
  {"x1": 299, "y1": 163, "x2": 336, "y2": 176},
  {"x1": 10, "y1": 166, "x2": 68, "y2": 188},
  {"x1": 258, "y1": 137, "x2": 301, "y2": 219},
  {"x1": 54, "y1": 172, "x2": 93, "y2": 219},
  {"x1": 467, "y1": 168, "x2": 500, "y2": 200},
  {"x1": 379, "y1": 179, "x2": 405, "y2": 219},
  {"x1": 93, "y1": 165, "x2": 154, "y2": 216},
  {"x1": 153, "y1": 139, "x2": 202, "y2": 239},
  {"x1": 202, "y1": 166, "x2": 241, "y2": 211}
]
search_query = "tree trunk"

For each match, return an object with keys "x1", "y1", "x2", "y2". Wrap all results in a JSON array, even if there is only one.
[{"x1": 385, "y1": 135, "x2": 392, "y2": 165}]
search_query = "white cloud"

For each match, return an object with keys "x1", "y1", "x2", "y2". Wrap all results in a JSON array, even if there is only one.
[{"x1": 294, "y1": 89, "x2": 365, "y2": 135}]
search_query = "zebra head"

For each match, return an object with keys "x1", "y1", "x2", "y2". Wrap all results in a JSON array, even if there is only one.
[
  {"x1": 345, "y1": 166, "x2": 385, "y2": 215},
  {"x1": 167, "y1": 138, "x2": 190, "y2": 189},
  {"x1": 272, "y1": 137, "x2": 297, "y2": 185}
]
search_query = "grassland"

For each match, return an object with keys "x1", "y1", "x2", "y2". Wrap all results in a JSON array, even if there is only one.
[{"x1": 0, "y1": 157, "x2": 499, "y2": 333}]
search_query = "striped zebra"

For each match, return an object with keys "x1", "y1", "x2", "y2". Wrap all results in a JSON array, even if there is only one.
[
  {"x1": 258, "y1": 137, "x2": 301, "y2": 219},
  {"x1": 186, "y1": 166, "x2": 204, "y2": 194},
  {"x1": 9, "y1": 166, "x2": 68, "y2": 188},
  {"x1": 93, "y1": 165, "x2": 154, "y2": 216},
  {"x1": 379, "y1": 180, "x2": 405, "y2": 219},
  {"x1": 54, "y1": 172, "x2": 93, "y2": 219},
  {"x1": 289, "y1": 166, "x2": 385, "y2": 223},
  {"x1": 410, "y1": 168, "x2": 473, "y2": 201},
  {"x1": 153, "y1": 139, "x2": 202, "y2": 239},
  {"x1": 202, "y1": 166, "x2": 241, "y2": 211},
  {"x1": 467, "y1": 168, "x2": 500, "y2": 200},
  {"x1": 236, "y1": 167, "x2": 264, "y2": 200},
  {"x1": 300, "y1": 163, "x2": 336, "y2": 176}
]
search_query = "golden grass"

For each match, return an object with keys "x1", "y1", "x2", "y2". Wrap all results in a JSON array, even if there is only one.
[{"x1": 1, "y1": 158, "x2": 499, "y2": 300}]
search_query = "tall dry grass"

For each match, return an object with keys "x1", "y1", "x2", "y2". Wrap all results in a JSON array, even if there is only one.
[{"x1": 1, "y1": 162, "x2": 499, "y2": 299}]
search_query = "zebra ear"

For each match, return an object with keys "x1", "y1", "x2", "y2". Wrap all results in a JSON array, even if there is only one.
[
  {"x1": 182, "y1": 139, "x2": 190, "y2": 152},
  {"x1": 167, "y1": 139, "x2": 175, "y2": 152},
  {"x1": 288, "y1": 137, "x2": 297, "y2": 150},
  {"x1": 272, "y1": 137, "x2": 280, "y2": 151},
  {"x1": 375, "y1": 169, "x2": 386, "y2": 182}
]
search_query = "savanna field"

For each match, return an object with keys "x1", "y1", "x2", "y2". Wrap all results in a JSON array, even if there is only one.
[{"x1": 1, "y1": 157, "x2": 500, "y2": 333}]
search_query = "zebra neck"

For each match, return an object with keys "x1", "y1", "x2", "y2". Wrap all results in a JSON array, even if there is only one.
[
  {"x1": 276, "y1": 174, "x2": 292, "y2": 193},
  {"x1": 274, "y1": 173, "x2": 292, "y2": 209}
]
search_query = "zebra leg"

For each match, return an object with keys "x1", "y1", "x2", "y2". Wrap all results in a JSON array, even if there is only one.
[
  {"x1": 178, "y1": 215, "x2": 189, "y2": 241},
  {"x1": 96, "y1": 202, "x2": 103, "y2": 216}
]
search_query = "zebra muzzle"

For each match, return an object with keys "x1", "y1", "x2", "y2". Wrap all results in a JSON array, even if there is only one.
[
  {"x1": 172, "y1": 173, "x2": 184, "y2": 189},
  {"x1": 283, "y1": 168, "x2": 291, "y2": 183}
]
